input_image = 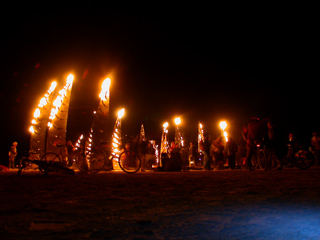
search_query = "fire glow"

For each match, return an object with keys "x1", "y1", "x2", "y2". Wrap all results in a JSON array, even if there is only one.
[
  {"x1": 48, "y1": 74, "x2": 74, "y2": 129},
  {"x1": 112, "y1": 108, "x2": 125, "y2": 160},
  {"x1": 219, "y1": 121, "x2": 228, "y2": 142},
  {"x1": 99, "y1": 78, "x2": 111, "y2": 101},
  {"x1": 29, "y1": 81, "x2": 57, "y2": 134}
]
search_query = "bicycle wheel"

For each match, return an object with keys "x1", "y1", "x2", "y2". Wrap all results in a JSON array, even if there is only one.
[
  {"x1": 119, "y1": 150, "x2": 141, "y2": 173},
  {"x1": 258, "y1": 149, "x2": 267, "y2": 170},
  {"x1": 293, "y1": 150, "x2": 315, "y2": 169},
  {"x1": 75, "y1": 153, "x2": 88, "y2": 172},
  {"x1": 250, "y1": 152, "x2": 259, "y2": 170},
  {"x1": 88, "y1": 150, "x2": 105, "y2": 173}
]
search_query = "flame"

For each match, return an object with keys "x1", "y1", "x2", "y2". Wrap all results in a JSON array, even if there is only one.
[
  {"x1": 38, "y1": 97, "x2": 47, "y2": 108},
  {"x1": 220, "y1": 121, "x2": 227, "y2": 131},
  {"x1": 66, "y1": 74, "x2": 74, "y2": 85},
  {"x1": 49, "y1": 81, "x2": 57, "y2": 92},
  {"x1": 29, "y1": 81, "x2": 58, "y2": 135},
  {"x1": 53, "y1": 96, "x2": 62, "y2": 108},
  {"x1": 113, "y1": 137, "x2": 120, "y2": 144},
  {"x1": 223, "y1": 131, "x2": 228, "y2": 142},
  {"x1": 114, "y1": 132, "x2": 119, "y2": 139},
  {"x1": 29, "y1": 126, "x2": 35, "y2": 134},
  {"x1": 34, "y1": 108, "x2": 40, "y2": 118},
  {"x1": 47, "y1": 74, "x2": 74, "y2": 124},
  {"x1": 99, "y1": 78, "x2": 111, "y2": 101},
  {"x1": 59, "y1": 88, "x2": 66, "y2": 96},
  {"x1": 117, "y1": 108, "x2": 125, "y2": 119},
  {"x1": 163, "y1": 122, "x2": 169, "y2": 129},
  {"x1": 174, "y1": 117, "x2": 181, "y2": 125}
]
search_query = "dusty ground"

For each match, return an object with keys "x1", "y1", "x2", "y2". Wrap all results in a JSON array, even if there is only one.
[{"x1": 1, "y1": 168, "x2": 320, "y2": 239}]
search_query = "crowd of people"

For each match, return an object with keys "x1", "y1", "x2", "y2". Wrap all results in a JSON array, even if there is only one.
[
  {"x1": 4, "y1": 117, "x2": 320, "y2": 172},
  {"x1": 163, "y1": 117, "x2": 320, "y2": 171}
]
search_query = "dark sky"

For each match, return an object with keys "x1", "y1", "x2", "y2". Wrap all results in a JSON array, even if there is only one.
[{"x1": 1, "y1": 12, "x2": 318, "y2": 160}]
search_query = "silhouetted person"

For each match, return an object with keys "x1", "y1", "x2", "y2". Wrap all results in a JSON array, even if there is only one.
[
  {"x1": 8, "y1": 142, "x2": 18, "y2": 169},
  {"x1": 188, "y1": 142, "x2": 197, "y2": 167},
  {"x1": 210, "y1": 137, "x2": 224, "y2": 170},
  {"x1": 139, "y1": 139, "x2": 148, "y2": 171},
  {"x1": 144, "y1": 141, "x2": 156, "y2": 170},
  {"x1": 287, "y1": 133, "x2": 299, "y2": 165},
  {"x1": 288, "y1": 133, "x2": 298, "y2": 151},
  {"x1": 243, "y1": 117, "x2": 269, "y2": 170},
  {"x1": 202, "y1": 134, "x2": 212, "y2": 170},
  {"x1": 226, "y1": 137, "x2": 237, "y2": 169},
  {"x1": 165, "y1": 142, "x2": 182, "y2": 171},
  {"x1": 267, "y1": 120, "x2": 287, "y2": 169}
]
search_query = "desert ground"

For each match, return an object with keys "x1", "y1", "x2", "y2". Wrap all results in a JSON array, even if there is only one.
[{"x1": 1, "y1": 168, "x2": 320, "y2": 239}]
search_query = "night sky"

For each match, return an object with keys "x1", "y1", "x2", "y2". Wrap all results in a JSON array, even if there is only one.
[{"x1": 1, "y1": 12, "x2": 317, "y2": 163}]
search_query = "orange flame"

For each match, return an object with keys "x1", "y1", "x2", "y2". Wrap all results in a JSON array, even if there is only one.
[{"x1": 99, "y1": 78, "x2": 111, "y2": 101}]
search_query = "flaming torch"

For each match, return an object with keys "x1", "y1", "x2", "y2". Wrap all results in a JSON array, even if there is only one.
[
  {"x1": 91, "y1": 78, "x2": 111, "y2": 149},
  {"x1": 75, "y1": 134, "x2": 84, "y2": 151},
  {"x1": 111, "y1": 108, "x2": 125, "y2": 170},
  {"x1": 46, "y1": 74, "x2": 74, "y2": 154},
  {"x1": 219, "y1": 121, "x2": 228, "y2": 143},
  {"x1": 139, "y1": 124, "x2": 146, "y2": 143},
  {"x1": 198, "y1": 122, "x2": 204, "y2": 153},
  {"x1": 29, "y1": 81, "x2": 57, "y2": 156},
  {"x1": 161, "y1": 122, "x2": 169, "y2": 154},
  {"x1": 223, "y1": 131, "x2": 228, "y2": 142},
  {"x1": 174, "y1": 117, "x2": 184, "y2": 148},
  {"x1": 160, "y1": 122, "x2": 169, "y2": 167}
]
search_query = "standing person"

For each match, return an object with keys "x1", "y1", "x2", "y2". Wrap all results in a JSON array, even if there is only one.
[
  {"x1": 243, "y1": 117, "x2": 269, "y2": 171},
  {"x1": 8, "y1": 142, "x2": 18, "y2": 169},
  {"x1": 288, "y1": 133, "x2": 298, "y2": 151},
  {"x1": 66, "y1": 140, "x2": 75, "y2": 153},
  {"x1": 267, "y1": 120, "x2": 287, "y2": 170},
  {"x1": 188, "y1": 142, "x2": 197, "y2": 167},
  {"x1": 169, "y1": 141, "x2": 176, "y2": 153},
  {"x1": 145, "y1": 141, "x2": 156, "y2": 170},
  {"x1": 210, "y1": 137, "x2": 224, "y2": 170},
  {"x1": 66, "y1": 140, "x2": 75, "y2": 167},
  {"x1": 287, "y1": 133, "x2": 298, "y2": 166},
  {"x1": 226, "y1": 137, "x2": 237, "y2": 169},
  {"x1": 139, "y1": 139, "x2": 148, "y2": 171},
  {"x1": 202, "y1": 134, "x2": 212, "y2": 170}
]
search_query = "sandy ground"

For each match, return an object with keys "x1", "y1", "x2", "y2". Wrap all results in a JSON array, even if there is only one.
[{"x1": 1, "y1": 168, "x2": 320, "y2": 240}]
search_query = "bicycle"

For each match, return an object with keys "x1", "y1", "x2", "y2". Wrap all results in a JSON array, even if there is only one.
[
  {"x1": 284, "y1": 146, "x2": 316, "y2": 169},
  {"x1": 249, "y1": 147, "x2": 260, "y2": 170},
  {"x1": 75, "y1": 147, "x2": 114, "y2": 173},
  {"x1": 118, "y1": 149, "x2": 141, "y2": 173},
  {"x1": 257, "y1": 148, "x2": 279, "y2": 171},
  {"x1": 18, "y1": 145, "x2": 75, "y2": 175},
  {"x1": 248, "y1": 142, "x2": 278, "y2": 171}
]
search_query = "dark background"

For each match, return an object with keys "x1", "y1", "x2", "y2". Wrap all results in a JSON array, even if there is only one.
[{"x1": 0, "y1": 10, "x2": 318, "y2": 165}]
